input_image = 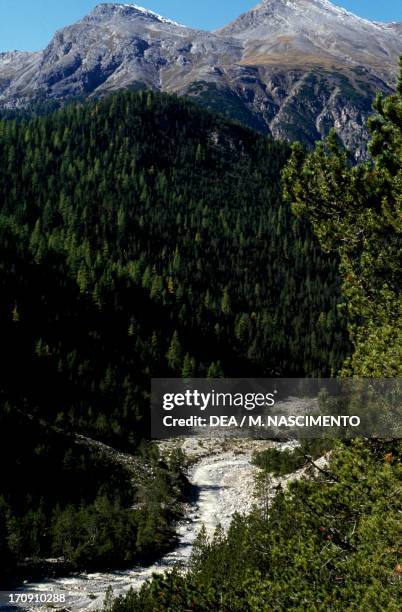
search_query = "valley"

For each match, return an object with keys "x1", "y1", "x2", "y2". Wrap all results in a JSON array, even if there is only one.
[
  {"x1": 0, "y1": 2, "x2": 400, "y2": 606},
  {"x1": 13, "y1": 438, "x2": 299, "y2": 611}
]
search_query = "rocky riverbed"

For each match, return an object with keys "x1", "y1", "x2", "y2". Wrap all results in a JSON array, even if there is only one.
[{"x1": 7, "y1": 438, "x2": 300, "y2": 611}]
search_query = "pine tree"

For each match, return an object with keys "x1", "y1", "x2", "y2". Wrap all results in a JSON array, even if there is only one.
[
  {"x1": 282, "y1": 58, "x2": 402, "y2": 376},
  {"x1": 11, "y1": 303, "x2": 20, "y2": 323},
  {"x1": 182, "y1": 353, "x2": 196, "y2": 378},
  {"x1": 207, "y1": 361, "x2": 224, "y2": 378},
  {"x1": 221, "y1": 287, "x2": 231, "y2": 316},
  {"x1": 166, "y1": 331, "x2": 182, "y2": 371}
]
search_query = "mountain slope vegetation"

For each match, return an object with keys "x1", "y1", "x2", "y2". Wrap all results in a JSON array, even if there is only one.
[
  {"x1": 100, "y1": 63, "x2": 402, "y2": 612},
  {"x1": 0, "y1": 91, "x2": 348, "y2": 581},
  {"x1": 0, "y1": 90, "x2": 348, "y2": 437}
]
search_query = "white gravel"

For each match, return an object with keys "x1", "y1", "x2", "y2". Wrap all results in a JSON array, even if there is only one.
[{"x1": 12, "y1": 439, "x2": 296, "y2": 611}]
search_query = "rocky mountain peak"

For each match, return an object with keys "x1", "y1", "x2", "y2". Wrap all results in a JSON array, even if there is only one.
[
  {"x1": 89, "y1": 3, "x2": 186, "y2": 28},
  {"x1": 0, "y1": 0, "x2": 400, "y2": 158},
  {"x1": 219, "y1": 0, "x2": 394, "y2": 34},
  {"x1": 217, "y1": 0, "x2": 400, "y2": 86}
]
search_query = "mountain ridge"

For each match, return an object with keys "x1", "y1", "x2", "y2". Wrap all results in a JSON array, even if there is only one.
[
  {"x1": 89, "y1": 3, "x2": 188, "y2": 28},
  {"x1": 0, "y1": 0, "x2": 401, "y2": 156}
]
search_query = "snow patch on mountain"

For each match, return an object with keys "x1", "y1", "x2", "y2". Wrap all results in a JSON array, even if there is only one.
[
  {"x1": 316, "y1": 0, "x2": 389, "y2": 30},
  {"x1": 99, "y1": 3, "x2": 186, "y2": 28}
]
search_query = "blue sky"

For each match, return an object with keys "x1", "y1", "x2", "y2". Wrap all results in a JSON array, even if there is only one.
[{"x1": 0, "y1": 0, "x2": 401, "y2": 52}]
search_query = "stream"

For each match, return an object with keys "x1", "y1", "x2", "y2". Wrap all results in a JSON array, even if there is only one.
[{"x1": 6, "y1": 439, "x2": 290, "y2": 611}]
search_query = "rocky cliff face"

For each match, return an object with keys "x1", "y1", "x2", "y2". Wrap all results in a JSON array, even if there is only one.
[{"x1": 0, "y1": 1, "x2": 401, "y2": 155}]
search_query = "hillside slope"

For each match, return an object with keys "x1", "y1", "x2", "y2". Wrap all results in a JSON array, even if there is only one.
[{"x1": 0, "y1": 90, "x2": 347, "y2": 581}]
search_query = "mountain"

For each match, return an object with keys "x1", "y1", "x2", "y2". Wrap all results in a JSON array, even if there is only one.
[
  {"x1": 0, "y1": 0, "x2": 401, "y2": 156},
  {"x1": 219, "y1": 0, "x2": 400, "y2": 81}
]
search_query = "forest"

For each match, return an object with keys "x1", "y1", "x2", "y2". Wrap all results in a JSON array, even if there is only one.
[
  {"x1": 0, "y1": 405, "x2": 187, "y2": 585},
  {"x1": 0, "y1": 91, "x2": 349, "y2": 581},
  {"x1": 103, "y1": 63, "x2": 402, "y2": 610}
]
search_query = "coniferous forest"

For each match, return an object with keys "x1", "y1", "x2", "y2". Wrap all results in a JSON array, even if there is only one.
[
  {"x1": 0, "y1": 61, "x2": 400, "y2": 609},
  {"x1": 0, "y1": 91, "x2": 349, "y2": 582},
  {"x1": 102, "y1": 64, "x2": 402, "y2": 612}
]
